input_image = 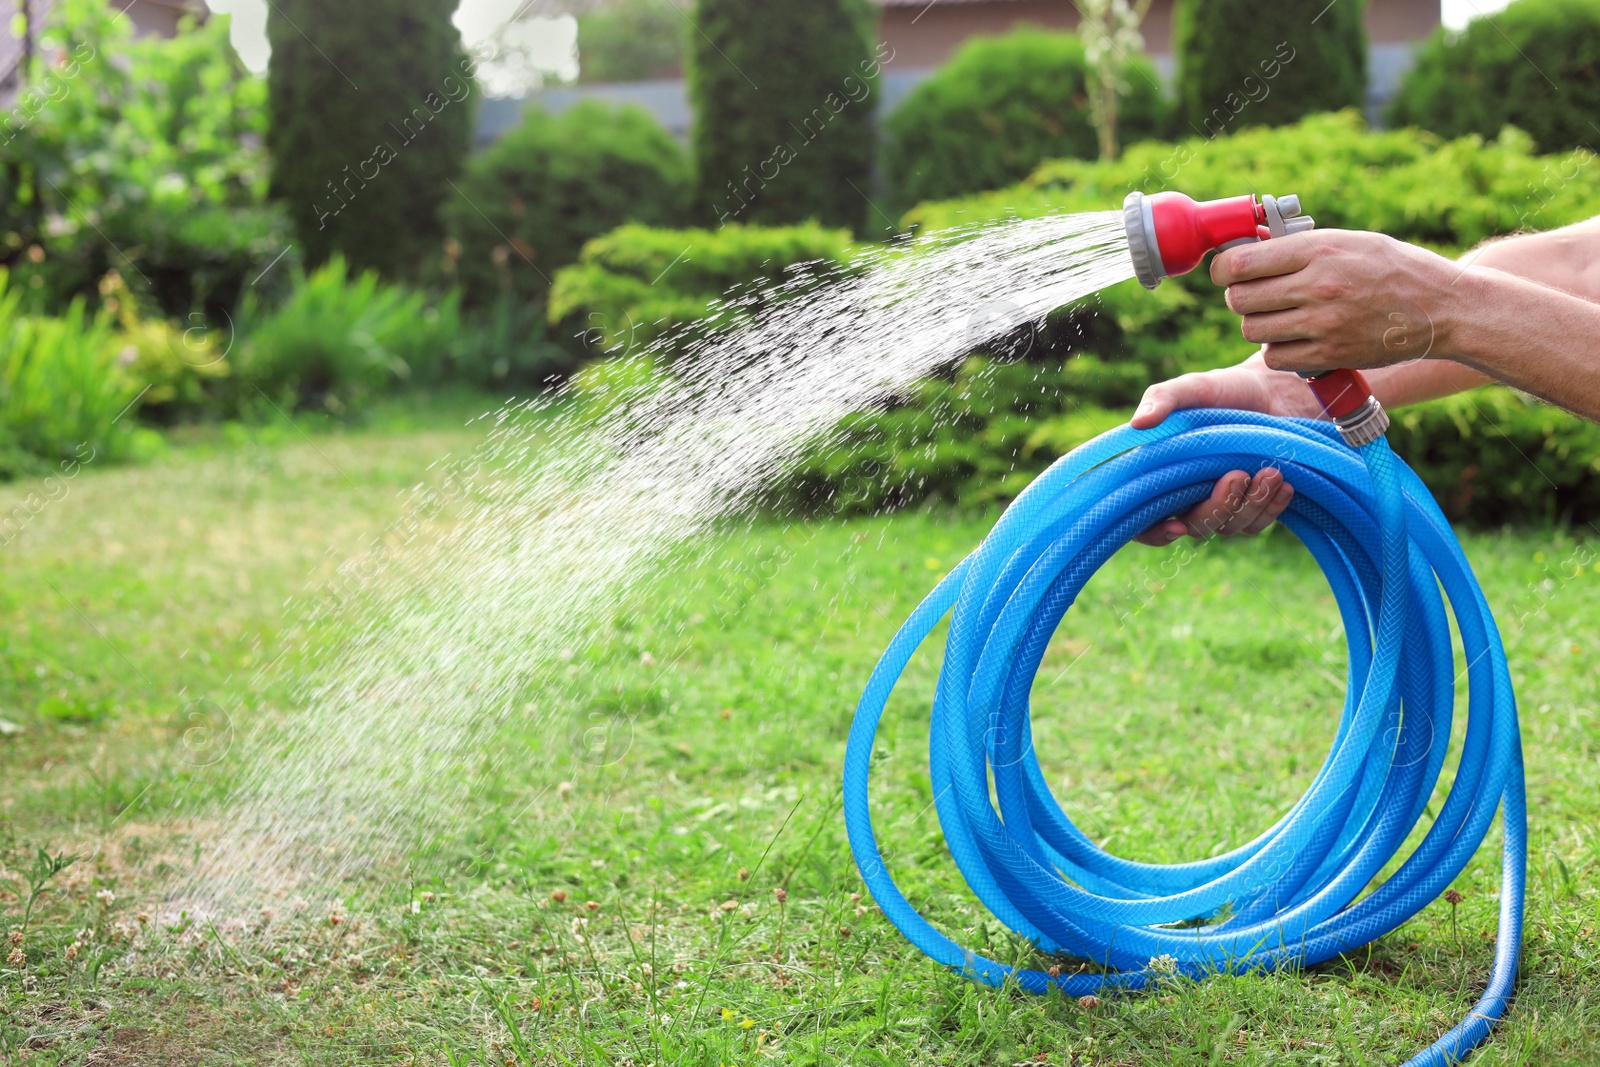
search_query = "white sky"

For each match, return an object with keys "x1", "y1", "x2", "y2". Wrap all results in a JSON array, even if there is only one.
[{"x1": 209, "y1": 0, "x2": 1507, "y2": 81}]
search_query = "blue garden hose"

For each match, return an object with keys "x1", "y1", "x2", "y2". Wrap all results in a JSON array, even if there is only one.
[{"x1": 843, "y1": 408, "x2": 1525, "y2": 1066}]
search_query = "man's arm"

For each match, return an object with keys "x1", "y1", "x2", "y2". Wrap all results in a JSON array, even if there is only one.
[
  {"x1": 1130, "y1": 217, "x2": 1600, "y2": 544},
  {"x1": 1217, "y1": 221, "x2": 1600, "y2": 419}
]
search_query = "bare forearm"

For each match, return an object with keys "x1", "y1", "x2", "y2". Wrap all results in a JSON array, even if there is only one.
[
  {"x1": 1307, "y1": 219, "x2": 1600, "y2": 413},
  {"x1": 1438, "y1": 265, "x2": 1600, "y2": 420}
]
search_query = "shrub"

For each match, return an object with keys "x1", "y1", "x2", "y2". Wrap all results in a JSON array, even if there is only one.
[
  {"x1": 773, "y1": 113, "x2": 1600, "y2": 519},
  {"x1": 1387, "y1": 0, "x2": 1600, "y2": 154},
  {"x1": 231, "y1": 257, "x2": 460, "y2": 414},
  {"x1": 266, "y1": 0, "x2": 475, "y2": 279},
  {"x1": 448, "y1": 296, "x2": 576, "y2": 389},
  {"x1": 907, "y1": 112, "x2": 1600, "y2": 384},
  {"x1": 1174, "y1": 0, "x2": 1364, "y2": 133},
  {"x1": 577, "y1": 0, "x2": 685, "y2": 83},
  {"x1": 99, "y1": 271, "x2": 229, "y2": 423},
  {"x1": 0, "y1": 277, "x2": 142, "y2": 471},
  {"x1": 1, "y1": 0, "x2": 290, "y2": 320},
  {"x1": 882, "y1": 29, "x2": 1168, "y2": 214},
  {"x1": 774, "y1": 356, "x2": 1134, "y2": 515},
  {"x1": 689, "y1": 0, "x2": 882, "y2": 231},
  {"x1": 444, "y1": 102, "x2": 689, "y2": 310},
  {"x1": 782, "y1": 378, "x2": 1600, "y2": 527},
  {"x1": 1387, "y1": 388, "x2": 1600, "y2": 526},
  {"x1": 547, "y1": 221, "x2": 858, "y2": 355}
]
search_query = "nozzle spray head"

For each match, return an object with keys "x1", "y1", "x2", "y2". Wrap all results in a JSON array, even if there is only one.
[{"x1": 1122, "y1": 191, "x2": 1314, "y2": 290}]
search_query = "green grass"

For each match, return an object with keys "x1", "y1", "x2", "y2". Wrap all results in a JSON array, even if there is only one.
[{"x1": 2, "y1": 401, "x2": 1599, "y2": 1065}]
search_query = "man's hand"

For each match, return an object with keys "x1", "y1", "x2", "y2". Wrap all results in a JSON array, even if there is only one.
[
  {"x1": 1129, "y1": 354, "x2": 1314, "y2": 545},
  {"x1": 1211, "y1": 230, "x2": 1462, "y2": 374}
]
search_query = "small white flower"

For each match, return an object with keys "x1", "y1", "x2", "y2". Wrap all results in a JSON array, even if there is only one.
[
  {"x1": 1148, "y1": 953, "x2": 1179, "y2": 976},
  {"x1": 95, "y1": 889, "x2": 115, "y2": 905}
]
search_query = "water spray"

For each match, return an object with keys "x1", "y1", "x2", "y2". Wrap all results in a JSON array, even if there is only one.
[{"x1": 845, "y1": 192, "x2": 1524, "y2": 1066}]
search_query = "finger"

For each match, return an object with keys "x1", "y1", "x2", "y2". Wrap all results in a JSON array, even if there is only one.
[
  {"x1": 1181, "y1": 471, "x2": 1251, "y2": 539},
  {"x1": 1134, "y1": 519, "x2": 1188, "y2": 547},
  {"x1": 1240, "y1": 482, "x2": 1294, "y2": 536},
  {"x1": 1213, "y1": 469, "x2": 1283, "y2": 536},
  {"x1": 1131, "y1": 372, "x2": 1217, "y2": 429},
  {"x1": 1260, "y1": 339, "x2": 1330, "y2": 376},
  {"x1": 1225, "y1": 276, "x2": 1304, "y2": 316},
  {"x1": 1241, "y1": 309, "x2": 1319, "y2": 345},
  {"x1": 1211, "y1": 234, "x2": 1316, "y2": 287}
]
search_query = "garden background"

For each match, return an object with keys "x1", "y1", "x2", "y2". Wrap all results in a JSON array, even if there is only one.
[{"x1": 2, "y1": 0, "x2": 1600, "y2": 1063}]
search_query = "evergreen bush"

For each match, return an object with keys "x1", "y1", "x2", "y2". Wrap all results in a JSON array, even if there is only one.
[
  {"x1": 1387, "y1": 0, "x2": 1600, "y2": 154},
  {"x1": 266, "y1": 0, "x2": 474, "y2": 279},
  {"x1": 1173, "y1": 0, "x2": 1364, "y2": 133},
  {"x1": 688, "y1": 0, "x2": 882, "y2": 232}
]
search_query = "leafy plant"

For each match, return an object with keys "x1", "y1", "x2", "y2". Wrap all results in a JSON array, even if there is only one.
[
  {"x1": 0, "y1": 0, "x2": 290, "y2": 320},
  {"x1": 443, "y1": 101, "x2": 689, "y2": 310},
  {"x1": 231, "y1": 257, "x2": 459, "y2": 415},
  {"x1": 0, "y1": 275, "x2": 141, "y2": 467},
  {"x1": 1387, "y1": 0, "x2": 1600, "y2": 154},
  {"x1": 780, "y1": 113, "x2": 1600, "y2": 519},
  {"x1": 883, "y1": 28, "x2": 1168, "y2": 213},
  {"x1": 0, "y1": 846, "x2": 80, "y2": 938}
]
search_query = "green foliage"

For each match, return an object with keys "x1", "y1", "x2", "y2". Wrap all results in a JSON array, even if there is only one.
[
  {"x1": 577, "y1": 0, "x2": 685, "y2": 82},
  {"x1": 444, "y1": 101, "x2": 689, "y2": 310},
  {"x1": 0, "y1": 275, "x2": 141, "y2": 471},
  {"x1": 780, "y1": 113, "x2": 1600, "y2": 518},
  {"x1": 882, "y1": 29, "x2": 1169, "y2": 214},
  {"x1": 0, "y1": 0, "x2": 289, "y2": 319},
  {"x1": 266, "y1": 0, "x2": 475, "y2": 279},
  {"x1": 908, "y1": 112, "x2": 1600, "y2": 385},
  {"x1": 688, "y1": 0, "x2": 882, "y2": 231},
  {"x1": 1174, "y1": 0, "x2": 1364, "y2": 132},
  {"x1": 547, "y1": 221, "x2": 858, "y2": 355},
  {"x1": 1388, "y1": 388, "x2": 1600, "y2": 526},
  {"x1": 447, "y1": 295, "x2": 575, "y2": 389},
  {"x1": 1388, "y1": 0, "x2": 1600, "y2": 154},
  {"x1": 778, "y1": 355, "x2": 1137, "y2": 515},
  {"x1": 231, "y1": 257, "x2": 459, "y2": 415}
]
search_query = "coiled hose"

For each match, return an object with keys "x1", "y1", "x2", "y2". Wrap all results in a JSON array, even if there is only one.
[{"x1": 843, "y1": 409, "x2": 1525, "y2": 1067}]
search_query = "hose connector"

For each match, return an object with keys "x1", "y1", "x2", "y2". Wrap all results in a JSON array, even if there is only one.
[{"x1": 1302, "y1": 368, "x2": 1390, "y2": 447}]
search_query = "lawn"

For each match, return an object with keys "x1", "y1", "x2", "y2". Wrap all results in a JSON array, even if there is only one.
[{"x1": 2, "y1": 398, "x2": 1598, "y2": 1066}]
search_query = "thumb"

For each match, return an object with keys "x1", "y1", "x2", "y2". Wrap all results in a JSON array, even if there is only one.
[{"x1": 1130, "y1": 387, "x2": 1168, "y2": 429}]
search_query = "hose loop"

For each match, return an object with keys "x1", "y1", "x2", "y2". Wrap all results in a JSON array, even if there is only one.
[{"x1": 843, "y1": 409, "x2": 1525, "y2": 1067}]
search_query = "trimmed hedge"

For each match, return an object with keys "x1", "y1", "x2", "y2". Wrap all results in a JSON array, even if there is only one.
[
  {"x1": 883, "y1": 29, "x2": 1169, "y2": 215},
  {"x1": 547, "y1": 222, "x2": 859, "y2": 356},
  {"x1": 775, "y1": 113, "x2": 1600, "y2": 522},
  {"x1": 1387, "y1": 0, "x2": 1600, "y2": 155},
  {"x1": 780, "y1": 375, "x2": 1600, "y2": 527},
  {"x1": 905, "y1": 112, "x2": 1600, "y2": 385},
  {"x1": 1174, "y1": 0, "x2": 1364, "y2": 133},
  {"x1": 444, "y1": 101, "x2": 690, "y2": 309}
]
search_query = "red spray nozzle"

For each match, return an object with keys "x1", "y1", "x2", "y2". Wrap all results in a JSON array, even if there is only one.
[
  {"x1": 1122, "y1": 191, "x2": 1313, "y2": 290},
  {"x1": 1121, "y1": 190, "x2": 1388, "y2": 446}
]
